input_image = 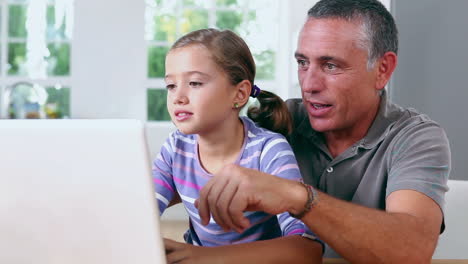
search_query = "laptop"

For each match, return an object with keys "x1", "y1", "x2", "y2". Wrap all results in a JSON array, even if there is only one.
[{"x1": 0, "y1": 119, "x2": 166, "y2": 264}]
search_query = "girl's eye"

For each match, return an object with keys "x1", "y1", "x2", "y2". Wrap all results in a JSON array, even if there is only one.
[
  {"x1": 189, "y1": 81, "x2": 202, "y2": 87},
  {"x1": 166, "y1": 84, "x2": 176, "y2": 90}
]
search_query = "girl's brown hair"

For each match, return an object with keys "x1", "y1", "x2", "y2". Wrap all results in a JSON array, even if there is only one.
[{"x1": 170, "y1": 28, "x2": 292, "y2": 136}]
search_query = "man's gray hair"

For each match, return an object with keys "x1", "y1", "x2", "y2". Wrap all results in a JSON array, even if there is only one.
[{"x1": 308, "y1": 0, "x2": 398, "y2": 69}]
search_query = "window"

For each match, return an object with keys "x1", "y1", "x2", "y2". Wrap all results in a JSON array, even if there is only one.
[
  {"x1": 0, "y1": 0, "x2": 73, "y2": 119},
  {"x1": 145, "y1": 0, "x2": 282, "y2": 121}
]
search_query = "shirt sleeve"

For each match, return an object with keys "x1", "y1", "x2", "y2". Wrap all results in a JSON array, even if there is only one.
[
  {"x1": 152, "y1": 133, "x2": 177, "y2": 215},
  {"x1": 259, "y1": 134, "x2": 323, "y2": 245},
  {"x1": 386, "y1": 119, "x2": 451, "y2": 212}
]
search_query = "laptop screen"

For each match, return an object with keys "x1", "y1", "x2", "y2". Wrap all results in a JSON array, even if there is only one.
[{"x1": 0, "y1": 119, "x2": 166, "y2": 264}]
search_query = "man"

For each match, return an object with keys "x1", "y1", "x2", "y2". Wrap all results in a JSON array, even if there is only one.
[{"x1": 196, "y1": 0, "x2": 451, "y2": 263}]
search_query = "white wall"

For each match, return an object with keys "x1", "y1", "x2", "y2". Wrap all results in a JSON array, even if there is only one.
[{"x1": 71, "y1": 0, "x2": 146, "y2": 119}]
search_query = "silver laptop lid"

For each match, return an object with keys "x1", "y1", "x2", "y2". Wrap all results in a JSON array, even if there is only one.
[{"x1": 0, "y1": 119, "x2": 166, "y2": 264}]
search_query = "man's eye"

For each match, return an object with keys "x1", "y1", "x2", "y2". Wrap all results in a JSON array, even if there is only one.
[
  {"x1": 325, "y1": 63, "x2": 336, "y2": 70},
  {"x1": 297, "y1": 59, "x2": 309, "y2": 69}
]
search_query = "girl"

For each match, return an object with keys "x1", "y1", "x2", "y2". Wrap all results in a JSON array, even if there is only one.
[{"x1": 153, "y1": 28, "x2": 321, "y2": 263}]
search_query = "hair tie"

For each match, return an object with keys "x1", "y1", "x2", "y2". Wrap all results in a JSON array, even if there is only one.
[{"x1": 250, "y1": 84, "x2": 261, "y2": 98}]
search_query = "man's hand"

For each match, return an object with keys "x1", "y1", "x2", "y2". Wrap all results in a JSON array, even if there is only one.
[{"x1": 195, "y1": 164, "x2": 306, "y2": 233}]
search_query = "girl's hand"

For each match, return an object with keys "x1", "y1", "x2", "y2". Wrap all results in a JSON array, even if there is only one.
[{"x1": 164, "y1": 238, "x2": 224, "y2": 264}]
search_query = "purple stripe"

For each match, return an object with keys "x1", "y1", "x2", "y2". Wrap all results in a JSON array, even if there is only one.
[{"x1": 172, "y1": 162, "x2": 211, "y2": 180}]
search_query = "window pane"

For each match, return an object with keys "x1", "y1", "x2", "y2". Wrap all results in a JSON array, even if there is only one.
[
  {"x1": 215, "y1": 0, "x2": 239, "y2": 7},
  {"x1": 147, "y1": 88, "x2": 171, "y2": 121},
  {"x1": 153, "y1": 14, "x2": 177, "y2": 42},
  {"x1": 254, "y1": 49, "x2": 275, "y2": 80},
  {"x1": 7, "y1": 42, "x2": 26, "y2": 75},
  {"x1": 8, "y1": 4, "x2": 27, "y2": 38},
  {"x1": 47, "y1": 42, "x2": 70, "y2": 76},
  {"x1": 182, "y1": 0, "x2": 210, "y2": 8},
  {"x1": 45, "y1": 86, "x2": 70, "y2": 118},
  {"x1": 46, "y1": 5, "x2": 68, "y2": 40},
  {"x1": 148, "y1": 46, "x2": 169, "y2": 78},
  {"x1": 216, "y1": 10, "x2": 243, "y2": 32},
  {"x1": 180, "y1": 9, "x2": 208, "y2": 34}
]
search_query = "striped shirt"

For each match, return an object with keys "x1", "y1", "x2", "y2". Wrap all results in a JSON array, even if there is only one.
[{"x1": 153, "y1": 116, "x2": 314, "y2": 246}]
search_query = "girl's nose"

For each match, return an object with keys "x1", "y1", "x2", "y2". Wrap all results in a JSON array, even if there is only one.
[{"x1": 172, "y1": 86, "x2": 189, "y2": 105}]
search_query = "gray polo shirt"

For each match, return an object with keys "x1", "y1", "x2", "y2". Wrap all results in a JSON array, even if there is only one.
[{"x1": 286, "y1": 91, "x2": 450, "y2": 258}]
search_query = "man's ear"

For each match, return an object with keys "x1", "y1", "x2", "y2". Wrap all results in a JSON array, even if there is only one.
[
  {"x1": 375, "y1": 51, "x2": 398, "y2": 90},
  {"x1": 233, "y1": 80, "x2": 251, "y2": 108}
]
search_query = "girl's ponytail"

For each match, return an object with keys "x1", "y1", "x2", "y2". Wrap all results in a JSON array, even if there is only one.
[{"x1": 247, "y1": 90, "x2": 292, "y2": 137}]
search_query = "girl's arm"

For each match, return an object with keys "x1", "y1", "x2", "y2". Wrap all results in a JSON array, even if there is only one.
[
  {"x1": 167, "y1": 192, "x2": 181, "y2": 207},
  {"x1": 153, "y1": 135, "x2": 177, "y2": 214},
  {"x1": 165, "y1": 235, "x2": 322, "y2": 264}
]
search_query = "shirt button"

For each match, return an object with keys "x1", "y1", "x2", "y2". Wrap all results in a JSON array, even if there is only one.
[{"x1": 326, "y1": 167, "x2": 333, "y2": 173}]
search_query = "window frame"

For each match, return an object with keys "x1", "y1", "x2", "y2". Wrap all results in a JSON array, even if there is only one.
[{"x1": 0, "y1": 0, "x2": 72, "y2": 118}]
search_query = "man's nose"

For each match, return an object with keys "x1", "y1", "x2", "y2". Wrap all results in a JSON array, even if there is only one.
[{"x1": 300, "y1": 67, "x2": 325, "y2": 94}]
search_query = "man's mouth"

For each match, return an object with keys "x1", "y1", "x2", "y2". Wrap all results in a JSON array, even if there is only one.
[{"x1": 311, "y1": 103, "x2": 332, "y2": 109}]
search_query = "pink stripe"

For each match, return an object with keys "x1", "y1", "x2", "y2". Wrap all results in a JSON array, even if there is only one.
[
  {"x1": 175, "y1": 148, "x2": 195, "y2": 158},
  {"x1": 153, "y1": 166, "x2": 172, "y2": 180},
  {"x1": 239, "y1": 151, "x2": 261, "y2": 165},
  {"x1": 286, "y1": 229, "x2": 305, "y2": 235},
  {"x1": 153, "y1": 179, "x2": 174, "y2": 193},
  {"x1": 173, "y1": 175, "x2": 203, "y2": 190},
  {"x1": 271, "y1": 164, "x2": 299, "y2": 175}
]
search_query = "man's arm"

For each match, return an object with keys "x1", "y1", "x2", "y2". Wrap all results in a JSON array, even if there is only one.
[
  {"x1": 197, "y1": 164, "x2": 442, "y2": 264},
  {"x1": 297, "y1": 188, "x2": 442, "y2": 264},
  {"x1": 164, "y1": 235, "x2": 322, "y2": 264}
]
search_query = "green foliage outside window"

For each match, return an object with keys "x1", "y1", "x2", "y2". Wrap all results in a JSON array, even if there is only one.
[
  {"x1": 6, "y1": 3, "x2": 71, "y2": 77},
  {"x1": 180, "y1": 9, "x2": 209, "y2": 34},
  {"x1": 216, "y1": 10, "x2": 243, "y2": 32},
  {"x1": 7, "y1": 42, "x2": 26, "y2": 75},
  {"x1": 46, "y1": 5, "x2": 68, "y2": 40},
  {"x1": 216, "y1": 0, "x2": 238, "y2": 7},
  {"x1": 254, "y1": 50, "x2": 275, "y2": 80},
  {"x1": 148, "y1": 46, "x2": 169, "y2": 78},
  {"x1": 47, "y1": 43, "x2": 70, "y2": 76},
  {"x1": 147, "y1": 89, "x2": 171, "y2": 121},
  {"x1": 8, "y1": 5, "x2": 27, "y2": 38},
  {"x1": 45, "y1": 87, "x2": 70, "y2": 118},
  {"x1": 154, "y1": 14, "x2": 177, "y2": 42}
]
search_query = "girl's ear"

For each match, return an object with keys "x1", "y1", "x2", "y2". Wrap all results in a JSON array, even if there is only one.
[{"x1": 233, "y1": 80, "x2": 251, "y2": 108}]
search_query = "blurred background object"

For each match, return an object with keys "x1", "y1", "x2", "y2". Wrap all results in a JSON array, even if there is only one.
[{"x1": 1, "y1": 81, "x2": 46, "y2": 119}]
